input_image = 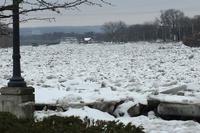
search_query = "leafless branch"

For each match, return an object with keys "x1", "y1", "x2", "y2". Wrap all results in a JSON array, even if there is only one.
[{"x1": 0, "y1": 0, "x2": 111, "y2": 19}]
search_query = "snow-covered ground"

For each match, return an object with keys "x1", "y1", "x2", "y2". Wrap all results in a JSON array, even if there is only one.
[{"x1": 1, "y1": 42, "x2": 200, "y2": 132}]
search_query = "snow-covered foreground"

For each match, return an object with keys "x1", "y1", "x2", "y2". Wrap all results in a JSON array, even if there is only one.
[{"x1": 1, "y1": 42, "x2": 200, "y2": 132}]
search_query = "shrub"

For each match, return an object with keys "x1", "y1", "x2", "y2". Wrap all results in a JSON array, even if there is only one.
[
  {"x1": 183, "y1": 33, "x2": 200, "y2": 47},
  {"x1": 0, "y1": 112, "x2": 144, "y2": 133}
]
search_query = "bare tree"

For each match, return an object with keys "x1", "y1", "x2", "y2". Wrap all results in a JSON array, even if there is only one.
[
  {"x1": 0, "y1": 21, "x2": 12, "y2": 48},
  {"x1": 103, "y1": 21, "x2": 127, "y2": 42},
  {"x1": 0, "y1": 22, "x2": 11, "y2": 34},
  {"x1": 160, "y1": 9, "x2": 185, "y2": 41},
  {"x1": 0, "y1": 0, "x2": 110, "y2": 22}
]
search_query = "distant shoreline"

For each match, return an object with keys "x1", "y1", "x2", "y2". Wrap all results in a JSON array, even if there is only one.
[{"x1": 21, "y1": 26, "x2": 103, "y2": 36}]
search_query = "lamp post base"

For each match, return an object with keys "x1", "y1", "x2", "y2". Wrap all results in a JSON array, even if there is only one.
[
  {"x1": 0, "y1": 87, "x2": 34, "y2": 119},
  {"x1": 8, "y1": 77, "x2": 27, "y2": 87}
]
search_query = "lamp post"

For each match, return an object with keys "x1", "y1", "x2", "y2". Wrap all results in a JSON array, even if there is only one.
[
  {"x1": 0, "y1": 0, "x2": 34, "y2": 119},
  {"x1": 8, "y1": 0, "x2": 26, "y2": 87}
]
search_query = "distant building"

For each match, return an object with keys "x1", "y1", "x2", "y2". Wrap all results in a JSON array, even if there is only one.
[{"x1": 83, "y1": 37, "x2": 93, "y2": 44}]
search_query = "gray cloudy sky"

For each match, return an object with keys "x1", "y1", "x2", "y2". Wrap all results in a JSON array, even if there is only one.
[{"x1": 21, "y1": 0, "x2": 200, "y2": 27}]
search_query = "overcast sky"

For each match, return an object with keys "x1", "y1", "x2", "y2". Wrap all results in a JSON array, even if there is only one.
[{"x1": 21, "y1": 0, "x2": 200, "y2": 27}]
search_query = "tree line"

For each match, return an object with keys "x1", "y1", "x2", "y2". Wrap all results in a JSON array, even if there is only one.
[
  {"x1": 1, "y1": 8, "x2": 200, "y2": 47},
  {"x1": 102, "y1": 9, "x2": 200, "y2": 43}
]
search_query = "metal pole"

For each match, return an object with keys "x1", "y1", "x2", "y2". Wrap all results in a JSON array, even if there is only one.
[{"x1": 8, "y1": 0, "x2": 26, "y2": 87}]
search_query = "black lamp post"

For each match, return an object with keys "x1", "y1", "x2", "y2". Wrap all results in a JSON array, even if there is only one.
[{"x1": 8, "y1": 0, "x2": 26, "y2": 87}]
